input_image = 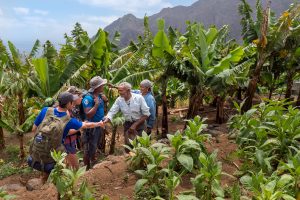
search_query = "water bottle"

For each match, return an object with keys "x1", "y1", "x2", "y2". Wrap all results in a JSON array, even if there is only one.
[{"x1": 35, "y1": 133, "x2": 43, "y2": 143}]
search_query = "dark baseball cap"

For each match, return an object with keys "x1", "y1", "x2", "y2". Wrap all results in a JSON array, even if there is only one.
[{"x1": 58, "y1": 92, "x2": 76, "y2": 105}]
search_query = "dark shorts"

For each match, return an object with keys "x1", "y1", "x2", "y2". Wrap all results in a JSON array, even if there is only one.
[
  {"x1": 64, "y1": 140, "x2": 77, "y2": 154},
  {"x1": 64, "y1": 134, "x2": 78, "y2": 154},
  {"x1": 27, "y1": 156, "x2": 55, "y2": 173}
]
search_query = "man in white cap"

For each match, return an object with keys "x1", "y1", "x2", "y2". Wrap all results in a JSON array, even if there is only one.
[{"x1": 82, "y1": 76, "x2": 107, "y2": 169}]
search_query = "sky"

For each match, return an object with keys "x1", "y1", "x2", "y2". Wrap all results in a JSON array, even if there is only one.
[{"x1": 0, "y1": 0, "x2": 197, "y2": 52}]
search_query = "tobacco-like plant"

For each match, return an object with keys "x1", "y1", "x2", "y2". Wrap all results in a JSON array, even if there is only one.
[
  {"x1": 240, "y1": 171, "x2": 295, "y2": 200},
  {"x1": 49, "y1": 150, "x2": 95, "y2": 200},
  {"x1": 168, "y1": 116, "x2": 210, "y2": 173},
  {"x1": 191, "y1": 151, "x2": 226, "y2": 200}
]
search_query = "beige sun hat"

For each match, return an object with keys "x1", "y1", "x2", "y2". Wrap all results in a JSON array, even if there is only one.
[{"x1": 88, "y1": 76, "x2": 107, "y2": 93}]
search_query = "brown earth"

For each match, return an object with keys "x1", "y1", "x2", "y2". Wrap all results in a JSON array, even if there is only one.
[{"x1": 0, "y1": 105, "x2": 240, "y2": 200}]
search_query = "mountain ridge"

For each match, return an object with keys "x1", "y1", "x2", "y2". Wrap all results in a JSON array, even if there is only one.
[{"x1": 104, "y1": 0, "x2": 294, "y2": 47}]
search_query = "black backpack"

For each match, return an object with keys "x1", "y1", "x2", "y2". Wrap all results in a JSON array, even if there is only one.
[{"x1": 79, "y1": 91, "x2": 93, "y2": 121}]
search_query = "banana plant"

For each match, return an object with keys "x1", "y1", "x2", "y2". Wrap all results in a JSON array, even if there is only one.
[
  {"x1": 0, "y1": 40, "x2": 40, "y2": 158},
  {"x1": 240, "y1": 1, "x2": 300, "y2": 112},
  {"x1": 206, "y1": 45, "x2": 254, "y2": 123}
]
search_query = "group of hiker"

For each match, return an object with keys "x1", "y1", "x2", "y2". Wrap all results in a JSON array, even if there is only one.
[{"x1": 27, "y1": 76, "x2": 156, "y2": 181}]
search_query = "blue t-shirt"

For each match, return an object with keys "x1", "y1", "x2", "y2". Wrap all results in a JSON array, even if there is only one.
[
  {"x1": 82, "y1": 93, "x2": 105, "y2": 122},
  {"x1": 131, "y1": 90, "x2": 156, "y2": 128},
  {"x1": 34, "y1": 107, "x2": 83, "y2": 142}
]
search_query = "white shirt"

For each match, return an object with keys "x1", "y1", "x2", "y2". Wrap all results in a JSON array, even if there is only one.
[{"x1": 107, "y1": 93, "x2": 150, "y2": 122}]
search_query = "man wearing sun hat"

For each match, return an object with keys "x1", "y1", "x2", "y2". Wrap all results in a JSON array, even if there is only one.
[{"x1": 82, "y1": 76, "x2": 108, "y2": 169}]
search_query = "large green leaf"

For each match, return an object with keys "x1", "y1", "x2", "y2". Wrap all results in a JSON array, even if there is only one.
[
  {"x1": 152, "y1": 19, "x2": 172, "y2": 58},
  {"x1": 135, "y1": 179, "x2": 148, "y2": 192},
  {"x1": 177, "y1": 154, "x2": 193, "y2": 172},
  {"x1": 0, "y1": 119, "x2": 14, "y2": 132},
  {"x1": 176, "y1": 195, "x2": 199, "y2": 200},
  {"x1": 32, "y1": 58, "x2": 50, "y2": 97},
  {"x1": 29, "y1": 40, "x2": 41, "y2": 59},
  {"x1": 90, "y1": 28, "x2": 107, "y2": 68},
  {"x1": 7, "y1": 41, "x2": 22, "y2": 70},
  {"x1": 206, "y1": 47, "x2": 244, "y2": 76}
]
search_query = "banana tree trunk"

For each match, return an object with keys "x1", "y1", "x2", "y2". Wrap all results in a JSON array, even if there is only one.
[
  {"x1": 236, "y1": 87, "x2": 243, "y2": 101},
  {"x1": 109, "y1": 126, "x2": 117, "y2": 154},
  {"x1": 161, "y1": 78, "x2": 168, "y2": 138},
  {"x1": 268, "y1": 71, "x2": 280, "y2": 100},
  {"x1": 0, "y1": 127, "x2": 4, "y2": 150},
  {"x1": 296, "y1": 85, "x2": 300, "y2": 107},
  {"x1": 242, "y1": 53, "x2": 267, "y2": 113},
  {"x1": 0, "y1": 110, "x2": 4, "y2": 150},
  {"x1": 186, "y1": 86, "x2": 203, "y2": 120},
  {"x1": 284, "y1": 70, "x2": 294, "y2": 101},
  {"x1": 242, "y1": 4, "x2": 269, "y2": 113},
  {"x1": 268, "y1": 86, "x2": 274, "y2": 100},
  {"x1": 18, "y1": 92, "x2": 25, "y2": 158},
  {"x1": 216, "y1": 96, "x2": 225, "y2": 124},
  {"x1": 210, "y1": 96, "x2": 217, "y2": 107}
]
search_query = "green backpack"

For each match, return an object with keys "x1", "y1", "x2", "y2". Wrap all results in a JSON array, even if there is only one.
[{"x1": 30, "y1": 107, "x2": 70, "y2": 165}]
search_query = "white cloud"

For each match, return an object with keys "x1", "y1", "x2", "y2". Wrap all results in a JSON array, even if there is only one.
[
  {"x1": 0, "y1": 13, "x2": 111, "y2": 52},
  {"x1": 34, "y1": 9, "x2": 49, "y2": 16},
  {"x1": 82, "y1": 15, "x2": 118, "y2": 26},
  {"x1": 78, "y1": 0, "x2": 172, "y2": 14},
  {"x1": 69, "y1": 15, "x2": 119, "y2": 37},
  {"x1": 0, "y1": 8, "x2": 3, "y2": 16},
  {"x1": 13, "y1": 7, "x2": 30, "y2": 15}
]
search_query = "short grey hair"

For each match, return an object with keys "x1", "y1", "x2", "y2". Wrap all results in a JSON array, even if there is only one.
[
  {"x1": 118, "y1": 82, "x2": 132, "y2": 90},
  {"x1": 140, "y1": 79, "x2": 152, "y2": 88}
]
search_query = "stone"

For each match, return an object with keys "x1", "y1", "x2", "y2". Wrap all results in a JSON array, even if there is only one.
[
  {"x1": 207, "y1": 130, "x2": 223, "y2": 137},
  {"x1": 26, "y1": 178, "x2": 43, "y2": 191},
  {"x1": 157, "y1": 138, "x2": 169, "y2": 144}
]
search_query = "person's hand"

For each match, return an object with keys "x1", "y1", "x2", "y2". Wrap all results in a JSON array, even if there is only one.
[
  {"x1": 98, "y1": 121, "x2": 105, "y2": 128},
  {"x1": 103, "y1": 117, "x2": 111, "y2": 125},
  {"x1": 101, "y1": 94, "x2": 108, "y2": 102},
  {"x1": 129, "y1": 124, "x2": 137, "y2": 133}
]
